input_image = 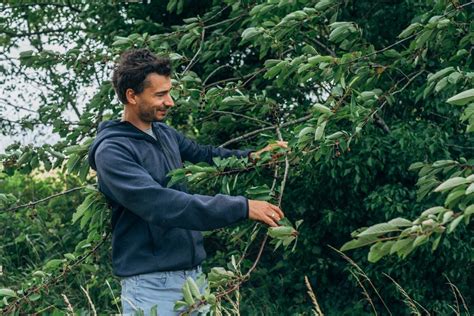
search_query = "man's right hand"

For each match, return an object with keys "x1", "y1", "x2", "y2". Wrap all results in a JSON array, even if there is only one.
[{"x1": 248, "y1": 199, "x2": 285, "y2": 227}]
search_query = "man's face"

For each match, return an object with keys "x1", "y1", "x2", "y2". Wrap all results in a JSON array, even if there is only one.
[{"x1": 130, "y1": 73, "x2": 174, "y2": 122}]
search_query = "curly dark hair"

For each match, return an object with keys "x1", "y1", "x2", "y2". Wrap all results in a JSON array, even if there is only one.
[{"x1": 112, "y1": 48, "x2": 172, "y2": 104}]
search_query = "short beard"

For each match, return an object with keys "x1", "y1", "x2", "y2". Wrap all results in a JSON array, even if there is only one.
[{"x1": 138, "y1": 104, "x2": 163, "y2": 122}]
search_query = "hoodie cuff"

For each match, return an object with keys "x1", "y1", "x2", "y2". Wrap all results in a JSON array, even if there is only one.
[{"x1": 244, "y1": 197, "x2": 250, "y2": 219}]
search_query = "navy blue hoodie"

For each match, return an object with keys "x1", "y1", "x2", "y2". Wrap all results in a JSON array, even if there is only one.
[{"x1": 88, "y1": 120, "x2": 251, "y2": 277}]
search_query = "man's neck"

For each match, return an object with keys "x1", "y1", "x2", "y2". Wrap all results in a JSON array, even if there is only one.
[{"x1": 121, "y1": 107, "x2": 151, "y2": 132}]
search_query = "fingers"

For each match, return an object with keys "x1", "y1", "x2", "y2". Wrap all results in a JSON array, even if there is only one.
[
  {"x1": 270, "y1": 141, "x2": 288, "y2": 150},
  {"x1": 248, "y1": 199, "x2": 285, "y2": 227},
  {"x1": 268, "y1": 203, "x2": 284, "y2": 219},
  {"x1": 263, "y1": 212, "x2": 279, "y2": 227},
  {"x1": 261, "y1": 203, "x2": 284, "y2": 227},
  {"x1": 276, "y1": 140, "x2": 288, "y2": 149}
]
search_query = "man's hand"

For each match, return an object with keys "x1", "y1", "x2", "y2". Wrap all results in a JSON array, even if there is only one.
[
  {"x1": 248, "y1": 199, "x2": 285, "y2": 227},
  {"x1": 249, "y1": 140, "x2": 288, "y2": 162}
]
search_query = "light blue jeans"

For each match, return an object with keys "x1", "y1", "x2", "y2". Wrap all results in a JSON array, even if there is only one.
[{"x1": 121, "y1": 266, "x2": 204, "y2": 316}]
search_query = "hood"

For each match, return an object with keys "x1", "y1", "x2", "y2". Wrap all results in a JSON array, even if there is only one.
[{"x1": 88, "y1": 119, "x2": 151, "y2": 170}]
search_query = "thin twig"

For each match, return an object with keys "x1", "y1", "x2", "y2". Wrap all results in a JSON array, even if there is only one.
[
  {"x1": 203, "y1": 64, "x2": 234, "y2": 85},
  {"x1": 204, "y1": 68, "x2": 264, "y2": 89},
  {"x1": 201, "y1": 5, "x2": 230, "y2": 24},
  {"x1": 350, "y1": 270, "x2": 378, "y2": 316},
  {"x1": 0, "y1": 97, "x2": 37, "y2": 113},
  {"x1": 212, "y1": 110, "x2": 272, "y2": 126},
  {"x1": 80, "y1": 286, "x2": 97, "y2": 316},
  {"x1": 2, "y1": 185, "x2": 90, "y2": 212},
  {"x1": 183, "y1": 28, "x2": 206, "y2": 74},
  {"x1": 275, "y1": 127, "x2": 289, "y2": 206},
  {"x1": 445, "y1": 275, "x2": 470, "y2": 316},
  {"x1": 3, "y1": 233, "x2": 109, "y2": 313},
  {"x1": 106, "y1": 279, "x2": 121, "y2": 314},
  {"x1": 219, "y1": 114, "x2": 313, "y2": 148},
  {"x1": 304, "y1": 276, "x2": 324, "y2": 316},
  {"x1": 203, "y1": 14, "x2": 246, "y2": 30},
  {"x1": 62, "y1": 294, "x2": 74, "y2": 315},
  {"x1": 383, "y1": 273, "x2": 430, "y2": 316},
  {"x1": 329, "y1": 246, "x2": 392, "y2": 315}
]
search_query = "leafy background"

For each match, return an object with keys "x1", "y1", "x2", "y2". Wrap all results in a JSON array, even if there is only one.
[{"x1": 0, "y1": 0, "x2": 473, "y2": 314}]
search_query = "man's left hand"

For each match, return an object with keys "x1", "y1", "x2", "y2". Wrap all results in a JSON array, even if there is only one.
[{"x1": 250, "y1": 141, "x2": 288, "y2": 162}]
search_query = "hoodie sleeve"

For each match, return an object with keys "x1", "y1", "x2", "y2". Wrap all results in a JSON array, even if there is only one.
[
  {"x1": 171, "y1": 128, "x2": 253, "y2": 164},
  {"x1": 94, "y1": 139, "x2": 248, "y2": 230}
]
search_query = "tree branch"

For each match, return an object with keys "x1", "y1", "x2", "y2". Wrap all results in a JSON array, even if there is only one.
[
  {"x1": 212, "y1": 110, "x2": 272, "y2": 126},
  {"x1": 0, "y1": 98, "x2": 37, "y2": 113},
  {"x1": 182, "y1": 28, "x2": 205, "y2": 74},
  {"x1": 219, "y1": 114, "x2": 313, "y2": 148},
  {"x1": 2, "y1": 185, "x2": 89, "y2": 212}
]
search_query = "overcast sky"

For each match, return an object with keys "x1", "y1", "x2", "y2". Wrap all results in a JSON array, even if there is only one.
[{"x1": 0, "y1": 40, "x2": 98, "y2": 154}]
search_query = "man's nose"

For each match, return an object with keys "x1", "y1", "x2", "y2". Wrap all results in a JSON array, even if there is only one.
[{"x1": 164, "y1": 94, "x2": 174, "y2": 107}]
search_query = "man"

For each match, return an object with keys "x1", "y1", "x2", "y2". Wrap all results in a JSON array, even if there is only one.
[{"x1": 88, "y1": 48, "x2": 285, "y2": 315}]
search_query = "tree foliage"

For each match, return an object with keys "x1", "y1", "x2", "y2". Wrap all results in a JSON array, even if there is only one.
[{"x1": 0, "y1": 0, "x2": 473, "y2": 314}]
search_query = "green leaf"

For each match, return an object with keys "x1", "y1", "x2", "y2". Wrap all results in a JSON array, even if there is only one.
[
  {"x1": 444, "y1": 188, "x2": 466, "y2": 207},
  {"x1": 464, "y1": 204, "x2": 474, "y2": 215},
  {"x1": 447, "y1": 215, "x2": 464, "y2": 233},
  {"x1": 390, "y1": 238, "x2": 413, "y2": 255},
  {"x1": 329, "y1": 25, "x2": 350, "y2": 43},
  {"x1": 432, "y1": 235, "x2": 442, "y2": 251},
  {"x1": 174, "y1": 300, "x2": 189, "y2": 311},
  {"x1": 315, "y1": 0, "x2": 334, "y2": 10},
  {"x1": 268, "y1": 226, "x2": 295, "y2": 238},
  {"x1": 221, "y1": 96, "x2": 250, "y2": 107},
  {"x1": 428, "y1": 67, "x2": 454, "y2": 83},
  {"x1": 465, "y1": 182, "x2": 474, "y2": 195},
  {"x1": 434, "y1": 177, "x2": 470, "y2": 192},
  {"x1": 44, "y1": 259, "x2": 65, "y2": 270},
  {"x1": 442, "y1": 211, "x2": 454, "y2": 224},
  {"x1": 340, "y1": 235, "x2": 378, "y2": 251},
  {"x1": 408, "y1": 162, "x2": 424, "y2": 171},
  {"x1": 398, "y1": 23, "x2": 421, "y2": 38},
  {"x1": 72, "y1": 194, "x2": 95, "y2": 224},
  {"x1": 313, "y1": 103, "x2": 333, "y2": 115},
  {"x1": 326, "y1": 131, "x2": 345, "y2": 140},
  {"x1": 241, "y1": 27, "x2": 262, "y2": 42},
  {"x1": 421, "y1": 206, "x2": 447, "y2": 217},
  {"x1": 434, "y1": 77, "x2": 448, "y2": 93},
  {"x1": 413, "y1": 235, "x2": 429, "y2": 247},
  {"x1": 308, "y1": 55, "x2": 334, "y2": 65},
  {"x1": 432, "y1": 160, "x2": 456, "y2": 168},
  {"x1": 0, "y1": 288, "x2": 17, "y2": 298},
  {"x1": 368, "y1": 241, "x2": 392, "y2": 263},
  {"x1": 446, "y1": 89, "x2": 474, "y2": 106},
  {"x1": 29, "y1": 293, "x2": 41, "y2": 301},
  {"x1": 447, "y1": 72, "x2": 462, "y2": 84},
  {"x1": 314, "y1": 121, "x2": 327, "y2": 141},
  {"x1": 298, "y1": 126, "x2": 315, "y2": 138},
  {"x1": 112, "y1": 37, "x2": 130, "y2": 46},
  {"x1": 388, "y1": 217, "x2": 413, "y2": 227},
  {"x1": 358, "y1": 223, "x2": 399, "y2": 237},
  {"x1": 382, "y1": 49, "x2": 401, "y2": 58}
]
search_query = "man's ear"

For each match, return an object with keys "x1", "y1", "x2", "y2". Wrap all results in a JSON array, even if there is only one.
[{"x1": 125, "y1": 88, "x2": 137, "y2": 105}]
